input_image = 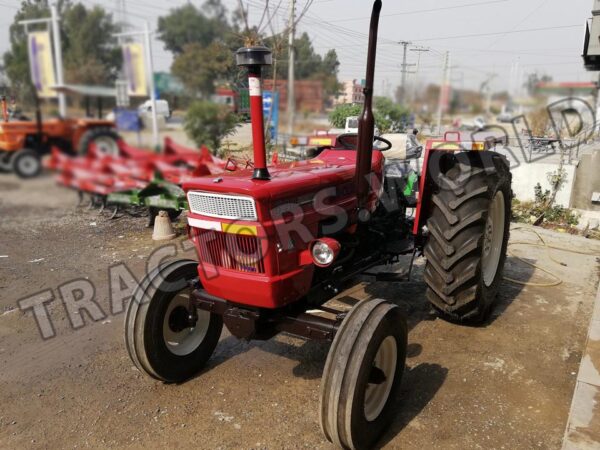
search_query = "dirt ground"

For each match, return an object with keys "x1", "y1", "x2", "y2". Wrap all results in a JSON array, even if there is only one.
[{"x1": 1, "y1": 172, "x2": 599, "y2": 450}]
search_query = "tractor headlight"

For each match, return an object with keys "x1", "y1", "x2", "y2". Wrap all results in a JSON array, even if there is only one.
[{"x1": 310, "y1": 238, "x2": 341, "y2": 267}]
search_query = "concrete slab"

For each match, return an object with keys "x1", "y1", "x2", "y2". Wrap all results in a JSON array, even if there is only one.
[{"x1": 563, "y1": 284, "x2": 600, "y2": 449}]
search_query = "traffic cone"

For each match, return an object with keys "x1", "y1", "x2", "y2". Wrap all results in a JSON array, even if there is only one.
[{"x1": 152, "y1": 210, "x2": 176, "y2": 241}]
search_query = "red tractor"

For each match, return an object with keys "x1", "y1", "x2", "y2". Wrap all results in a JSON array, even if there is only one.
[{"x1": 125, "y1": 2, "x2": 512, "y2": 448}]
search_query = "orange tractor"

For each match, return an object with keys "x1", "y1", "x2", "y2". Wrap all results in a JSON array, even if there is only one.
[{"x1": 0, "y1": 102, "x2": 120, "y2": 178}]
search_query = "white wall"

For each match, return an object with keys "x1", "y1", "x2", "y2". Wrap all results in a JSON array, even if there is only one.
[{"x1": 511, "y1": 163, "x2": 576, "y2": 208}]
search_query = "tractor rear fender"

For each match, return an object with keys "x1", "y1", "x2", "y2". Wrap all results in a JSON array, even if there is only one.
[
  {"x1": 71, "y1": 120, "x2": 116, "y2": 149},
  {"x1": 412, "y1": 132, "x2": 491, "y2": 236}
]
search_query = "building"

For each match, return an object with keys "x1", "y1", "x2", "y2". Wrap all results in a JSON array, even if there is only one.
[
  {"x1": 262, "y1": 79, "x2": 324, "y2": 113},
  {"x1": 334, "y1": 79, "x2": 365, "y2": 105}
]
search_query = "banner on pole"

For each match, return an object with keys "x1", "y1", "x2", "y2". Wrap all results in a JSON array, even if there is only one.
[
  {"x1": 27, "y1": 31, "x2": 57, "y2": 98},
  {"x1": 263, "y1": 91, "x2": 279, "y2": 141},
  {"x1": 122, "y1": 43, "x2": 147, "y2": 97}
]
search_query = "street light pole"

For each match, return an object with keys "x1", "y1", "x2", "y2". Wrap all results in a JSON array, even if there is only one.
[
  {"x1": 50, "y1": 2, "x2": 66, "y2": 117},
  {"x1": 143, "y1": 21, "x2": 159, "y2": 150}
]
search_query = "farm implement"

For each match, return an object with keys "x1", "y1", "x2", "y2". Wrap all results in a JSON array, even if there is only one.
[{"x1": 47, "y1": 136, "x2": 226, "y2": 222}]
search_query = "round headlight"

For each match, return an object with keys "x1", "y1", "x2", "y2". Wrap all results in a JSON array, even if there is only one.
[{"x1": 312, "y1": 241, "x2": 335, "y2": 266}]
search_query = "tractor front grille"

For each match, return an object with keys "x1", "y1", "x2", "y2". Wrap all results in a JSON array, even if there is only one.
[
  {"x1": 187, "y1": 192, "x2": 257, "y2": 221},
  {"x1": 196, "y1": 229, "x2": 265, "y2": 274}
]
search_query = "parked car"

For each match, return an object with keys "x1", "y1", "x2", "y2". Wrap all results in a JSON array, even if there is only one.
[{"x1": 138, "y1": 99, "x2": 171, "y2": 120}]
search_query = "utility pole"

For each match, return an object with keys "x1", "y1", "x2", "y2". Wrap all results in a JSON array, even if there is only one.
[
  {"x1": 436, "y1": 51, "x2": 451, "y2": 136},
  {"x1": 481, "y1": 73, "x2": 497, "y2": 115},
  {"x1": 50, "y1": 2, "x2": 66, "y2": 117},
  {"x1": 410, "y1": 46, "x2": 429, "y2": 103},
  {"x1": 398, "y1": 40, "x2": 414, "y2": 105},
  {"x1": 287, "y1": 0, "x2": 296, "y2": 138}
]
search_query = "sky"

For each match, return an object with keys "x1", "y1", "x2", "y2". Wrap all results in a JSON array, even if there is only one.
[{"x1": 0, "y1": 0, "x2": 595, "y2": 96}]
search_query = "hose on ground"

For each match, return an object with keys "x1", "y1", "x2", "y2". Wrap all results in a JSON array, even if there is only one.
[{"x1": 503, "y1": 227, "x2": 600, "y2": 287}]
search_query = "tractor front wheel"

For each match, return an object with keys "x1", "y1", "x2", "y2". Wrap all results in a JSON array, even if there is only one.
[
  {"x1": 320, "y1": 299, "x2": 407, "y2": 450},
  {"x1": 423, "y1": 151, "x2": 512, "y2": 324},
  {"x1": 124, "y1": 259, "x2": 223, "y2": 382},
  {"x1": 12, "y1": 149, "x2": 42, "y2": 178}
]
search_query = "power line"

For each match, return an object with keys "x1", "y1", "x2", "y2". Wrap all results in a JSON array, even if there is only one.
[
  {"x1": 328, "y1": 0, "x2": 508, "y2": 23},
  {"x1": 412, "y1": 24, "x2": 582, "y2": 43}
]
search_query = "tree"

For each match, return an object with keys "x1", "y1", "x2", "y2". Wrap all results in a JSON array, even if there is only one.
[
  {"x1": 329, "y1": 103, "x2": 362, "y2": 128},
  {"x1": 157, "y1": 2, "x2": 231, "y2": 55},
  {"x1": 62, "y1": 3, "x2": 120, "y2": 85},
  {"x1": 184, "y1": 101, "x2": 241, "y2": 153},
  {"x1": 172, "y1": 42, "x2": 233, "y2": 98},
  {"x1": 374, "y1": 97, "x2": 410, "y2": 132},
  {"x1": 3, "y1": 1, "x2": 121, "y2": 104}
]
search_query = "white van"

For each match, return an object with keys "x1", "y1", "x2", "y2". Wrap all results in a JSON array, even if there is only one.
[
  {"x1": 138, "y1": 99, "x2": 171, "y2": 120},
  {"x1": 344, "y1": 116, "x2": 380, "y2": 136}
]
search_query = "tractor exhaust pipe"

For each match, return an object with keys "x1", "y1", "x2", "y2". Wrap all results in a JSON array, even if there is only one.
[
  {"x1": 355, "y1": 0, "x2": 382, "y2": 212},
  {"x1": 236, "y1": 46, "x2": 273, "y2": 181}
]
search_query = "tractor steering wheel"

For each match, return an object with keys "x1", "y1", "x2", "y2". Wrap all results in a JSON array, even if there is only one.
[{"x1": 335, "y1": 133, "x2": 393, "y2": 152}]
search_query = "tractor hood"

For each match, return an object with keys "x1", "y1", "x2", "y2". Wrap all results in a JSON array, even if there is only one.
[{"x1": 183, "y1": 149, "x2": 383, "y2": 205}]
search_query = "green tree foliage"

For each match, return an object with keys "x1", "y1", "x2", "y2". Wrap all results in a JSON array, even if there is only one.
[
  {"x1": 158, "y1": 1, "x2": 341, "y2": 101},
  {"x1": 3, "y1": 1, "x2": 120, "y2": 104},
  {"x1": 184, "y1": 101, "x2": 241, "y2": 153},
  {"x1": 265, "y1": 32, "x2": 341, "y2": 99},
  {"x1": 329, "y1": 103, "x2": 362, "y2": 128},
  {"x1": 329, "y1": 98, "x2": 410, "y2": 133},
  {"x1": 62, "y1": 3, "x2": 120, "y2": 85},
  {"x1": 172, "y1": 42, "x2": 233, "y2": 98},
  {"x1": 157, "y1": 3, "x2": 231, "y2": 55},
  {"x1": 374, "y1": 97, "x2": 410, "y2": 132}
]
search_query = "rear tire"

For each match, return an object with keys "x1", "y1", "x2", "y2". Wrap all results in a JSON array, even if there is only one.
[
  {"x1": 124, "y1": 259, "x2": 223, "y2": 382},
  {"x1": 320, "y1": 299, "x2": 407, "y2": 450},
  {"x1": 78, "y1": 127, "x2": 120, "y2": 156},
  {"x1": 423, "y1": 151, "x2": 511, "y2": 324},
  {"x1": 12, "y1": 149, "x2": 42, "y2": 178}
]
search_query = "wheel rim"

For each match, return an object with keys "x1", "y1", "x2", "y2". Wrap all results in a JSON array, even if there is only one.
[
  {"x1": 17, "y1": 154, "x2": 39, "y2": 176},
  {"x1": 364, "y1": 335, "x2": 397, "y2": 422},
  {"x1": 93, "y1": 137, "x2": 119, "y2": 156},
  {"x1": 162, "y1": 293, "x2": 210, "y2": 356},
  {"x1": 482, "y1": 191, "x2": 505, "y2": 287}
]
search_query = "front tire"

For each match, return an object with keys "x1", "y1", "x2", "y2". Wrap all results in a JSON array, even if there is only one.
[
  {"x1": 423, "y1": 151, "x2": 512, "y2": 323},
  {"x1": 124, "y1": 259, "x2": 223, "y2": 382},
  {"x1": 320, "y1": 299, "x2": 407, "y2": 450}
]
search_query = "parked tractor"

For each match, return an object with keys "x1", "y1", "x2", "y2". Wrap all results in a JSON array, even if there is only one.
[
  {"x1": 0, "y1": 110, "x2": 119, "y2": 178},
  {"x1": 124, "y1": 1, "x2": 512, "y2": 448}
]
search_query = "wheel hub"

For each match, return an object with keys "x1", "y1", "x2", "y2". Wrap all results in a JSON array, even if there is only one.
[
  {"x1": 168, "y1": 305, "x2": 192, "y2": 333},
  {"x1": 162, "y1": 293, "x2": 211, "y2": 356},
  {"x1": 364, "y1": 336, "x2": 397, "y2": 422},
  {"x1": 481, "y1": 191, "x2": 506, "y2": 287},
  {"x1": 17, "y1": 155, "x2": 38, "y2": 176}
]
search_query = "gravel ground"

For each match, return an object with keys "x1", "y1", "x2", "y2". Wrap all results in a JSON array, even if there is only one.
[{"x1": 0, "y1": 171, "x2": 599, "y2": 449}]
